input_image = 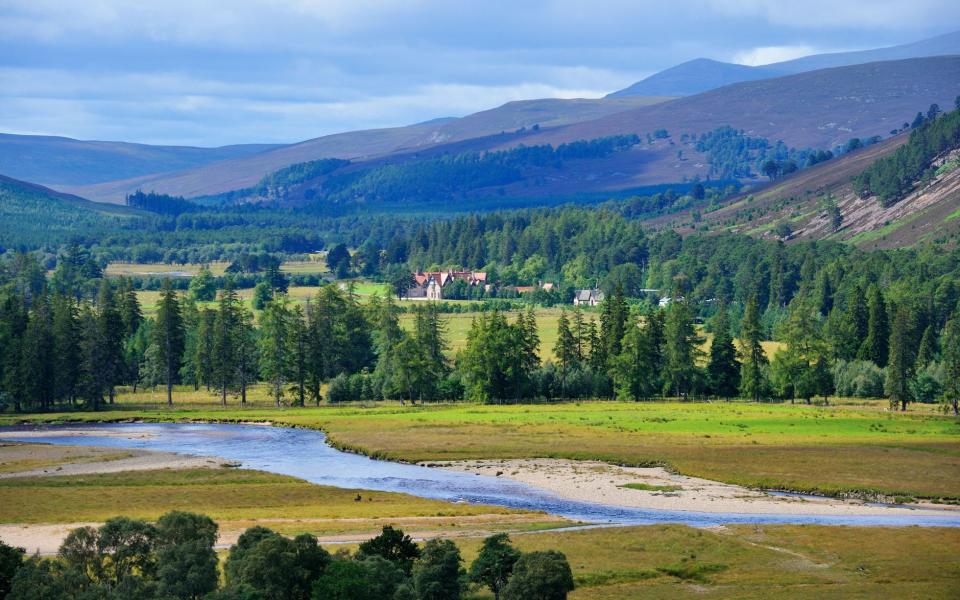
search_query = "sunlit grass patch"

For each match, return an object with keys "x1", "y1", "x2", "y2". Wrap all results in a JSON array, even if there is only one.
[{"x1": 621, "y1": 483, "x2": 683, "y2": 493}]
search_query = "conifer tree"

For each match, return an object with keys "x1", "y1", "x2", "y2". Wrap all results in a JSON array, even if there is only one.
[
  {"x1": 885, "y1": 305, "x2": 915, "y2": 411},
  {"x1": 942, "y1": 315, "x2": 960, "y2": 416},
  {"x1": 859, "y1": 285, "x2": 889, "y2": 367},
  {"x1": 153, "y1": 280, "x2": 185, "y2": 406},
  {"x1": 554, "y1": 309, "x2": 578, "y2": 375},
  {"x1": 739, "y1": 296, "x2": 769, "y2": 401},
  {"x1": 707, "y1": 303, "x2": 740, "y2": 398},
  {"x1": 193, "y1": 308, "x2": 216, "y2": 391},
  {"x1": 289, "y1": 305, "x2": 308, "y2": 407},
  {"x1": 51, "y1": 294, "x2": 81, "y2": 405},
  {"x1": 662, "y1": 295, "x2": 702, "y2": 398},
  {"x1": 20, "y1": 295, "x2": 55, "y2": 411},
  {"x1": 96, "y1": 280, "x2": 125, "y2": 404},
  {"x1": 117, "y1": 277, "x2": 142, "y2": 338},
  {"x1": 211, "y1": 283, "x2": 242, "y2": 406},
  {"x1": 599, "y1": 283, "x2": 628, "y2": 370},
  {"x1": 260, "y1": 295, "x2": 292, "y2": 407},
  {"x1": 235, "y1": 307, "x2": 258, "y2": 407},
  {"x1": 915, "y1": 324, "x2": 936, "y2": 368}
]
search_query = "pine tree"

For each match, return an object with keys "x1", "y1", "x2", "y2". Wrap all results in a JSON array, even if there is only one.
[
  {"x1": 859, "y1": 286, "x2": 889, "y2": 367},
  {"x1": 612, "y1": 311, "x2": 658, "y2": 400},
  {"x1": 235, "y1": 307, "x2": 258, "y2": 407},
  {"x1": 211, "y1": 283, "x2": 242, "y2": 406},
  {"x1": 942, "y1": 315, "x2": 960, "y2": 416},
  {"x1": 260, "y1": 295, "x2": 292, "y2": 407},
  {"x1": 739, "y1": 296, "x2": 769, "y2": 401},
  {"x1": 775, "y1": 298, "x2": 832, "y2": 404},
  {"x1": 193, "y1": 309, "x2": 216, "y2": 392},
  {"x1": 885, "y1": 305, "x2": 915, "y2": 411},
  {"x1": 51, "y1": 294, "x2": 81, "y2": 406},
  {"x1": 571, "y1": 307, "x2": 587, "y2": 364},
  {"x1": 599, "y1": 283, "x2": 629, "y2": 369},
  {"x1": 707, "y1": 304, "x2": 740, "y2": 398},
  {"x1": 586, "y1": 318, "x2": 604, "y2": 373},
  {"x1": 0, "y1": 293, "x2": 28, "y2": 412},
  {"x1": 20, "y1": 295, "x2": 55, "y2": 411},
  {"x1": 553, "y1": 309, "x2": 578, "y2": 374},
  {"x1": 834, "y1": 284, "x2": 868, "y2": 360},
  {"x1": 117, "y1": 277, "x2": 143, "y2": 338},
  {"x1": 96, "y1": 280, "x2": 125, "y2": 404},
  {"x1": 413, "y1": 303, "x2": 450, "y2": 401},
  {"x1": 153, "y1": 280, "x2": 185, "y2": 406},
  {"x1": 78, "y1": 304, "x2": 106, "y2": 409},
  {"x1": 289, "y1": 305, "x2": 308, "y2": 407},
  {"x1": 662, "y1": 296, "x2": 703, "y2": 398},
  {"x1": 915, "y1": 324, "x2": 936, "y2": 368}
]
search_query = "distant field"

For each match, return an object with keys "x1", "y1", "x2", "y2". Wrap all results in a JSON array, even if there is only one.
[
  {"x1": 5, "y1": 399, "x2": 958, "y2": 501},
  {"x1": 136, "y1": 285, "x2": 322, "y2": 317},
  {"x1": 105, "y1": 261, "x2": 231, "y2": 277}
]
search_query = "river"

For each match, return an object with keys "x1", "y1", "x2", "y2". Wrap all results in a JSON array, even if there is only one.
[{"x1": 2, "y1": 423, "x2": 958, "y2": 527}]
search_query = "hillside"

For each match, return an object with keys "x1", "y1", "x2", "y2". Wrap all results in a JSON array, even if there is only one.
[
  {"x1": 55, "y1": 96, "x2": 669, "y2": 204},
  {"x1": 608, "y1": 59, "x2": 786, "y2": 97},
  {"x1": 0, "y1": 134, "x2": 280, "y2": 186},
  {"x1": 515, "y1": 57, "x2": 960, "y2": 152},
  {"x1": 674, "y1": 112, "x2": 960, "y2": 249},
  {"x1": 0, "y1": 174, "x2": 147, "y2": 249},
  {"x1": 610, "y1": 29, "x2": 960, "y2": 97}
]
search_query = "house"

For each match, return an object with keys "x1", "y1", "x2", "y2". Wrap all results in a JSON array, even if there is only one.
[
  {"x1": 659, "y1": 295, "x2": 684, "y2": 308},
  {"x1": 573, "y1": 288, "x2": 604, "y2": 306},
  {"x1": 405, "y1": 270, "x2": 487, "y2": 300}
]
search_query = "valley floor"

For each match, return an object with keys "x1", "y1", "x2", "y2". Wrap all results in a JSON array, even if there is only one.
[{"x1": 1, "y1": 397, "x2": 959, "y2": 597}]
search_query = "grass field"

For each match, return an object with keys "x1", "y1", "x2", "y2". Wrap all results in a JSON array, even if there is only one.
[
  {"x1": 0, "y1": 467, "x2": 534, "y2": 524},
  {"x1": 455, "y1": 524, "x2": 960, "y2": 599},
  {"x1": 107, "y1": 257, "x2": 329, "y2": 278},
  {"x1": 4, "y1": 397, "x2": 958, "y2": 501}
]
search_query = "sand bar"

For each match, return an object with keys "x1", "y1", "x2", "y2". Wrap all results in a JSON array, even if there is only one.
[{"x1": 424, "y1": 458, "x2": 958, "y2": 517}]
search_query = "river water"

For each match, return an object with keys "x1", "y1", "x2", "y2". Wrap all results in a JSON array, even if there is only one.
[{"x1": 2, "y1": 423, "x2": 958, "y2": 527}]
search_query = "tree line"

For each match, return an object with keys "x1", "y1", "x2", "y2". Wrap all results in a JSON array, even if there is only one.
[
  {"x1": 0, "y1": 516, "x2": 574, "y2": 600},
  {"x1": 3, "y1": 236, "x2": 960, "y2": 410}
]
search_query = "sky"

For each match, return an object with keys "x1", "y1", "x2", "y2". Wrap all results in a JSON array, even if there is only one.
[{"x1": 1, "y1": 1, "x2": 958, "y2": 147}]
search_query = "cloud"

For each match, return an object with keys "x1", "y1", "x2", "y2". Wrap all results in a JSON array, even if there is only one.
[
  {"x1": 705, "y1": 0, "x2": 960, "y2": 29},
  {"x1": 732, "y1": 45, "x2": 823, "y2": 66},
  {"x1": 0, "y1": 1, "x2": 955, "y2": 145}
]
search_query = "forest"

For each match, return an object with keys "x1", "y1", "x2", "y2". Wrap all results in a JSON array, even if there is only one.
[
  {"x1": 0, "y1": 515, "x2": 572, "y2": 600},
  {"x1": 2, "y1": 224, "x2": 959, "y2": 411},
  {"x1": 854, "y1": 101, "x2": 960, "y2": 206}
]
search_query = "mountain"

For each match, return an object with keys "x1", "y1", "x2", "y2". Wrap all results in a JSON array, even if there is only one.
[
  {"x1": 65, "y1": 57, "x2": 960, "y2": 210},
  {"x1": 648, "y1": 109, "x2": 960, "y2": 250},
  {"x1": 0, "y1": 134, "x2": 281, "y2": 186},
  {"x1": 0, "y1": 174, "x2": 146, "y2": 248},
  {"x1": 608, "y1": 59, "x2": 786, "y2": 97},
  {"x1": 55, "y1": 96, "x2": 670, "y2": 204},
  {"x1": 609, "y1": 29, "x2": 960, "y2": 97},
  {"x1": 519, "y1": 57, "x2": 960, "y2": 153}
]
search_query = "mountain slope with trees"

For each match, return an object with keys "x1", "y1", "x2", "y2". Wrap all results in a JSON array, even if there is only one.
[{"x1": 681, "y1": 103, "x2": 960, "y2": 249}]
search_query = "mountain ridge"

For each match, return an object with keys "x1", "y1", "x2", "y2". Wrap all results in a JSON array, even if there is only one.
[{"x1": 609, "y1": 29, "x2": 960, "y2": 97}]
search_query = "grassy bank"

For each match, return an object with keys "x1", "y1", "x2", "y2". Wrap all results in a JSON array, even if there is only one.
[{"x1": 2, "y1": 394, "x2": 957, "y2": 501}]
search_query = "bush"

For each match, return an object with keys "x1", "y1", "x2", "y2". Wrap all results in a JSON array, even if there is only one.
[
  {"x1": 501, "y1": 551, "x2": 574, "y2": 600},
  {"x1": 833, "y1": 360, "x2": 886, "y2": 398}
]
